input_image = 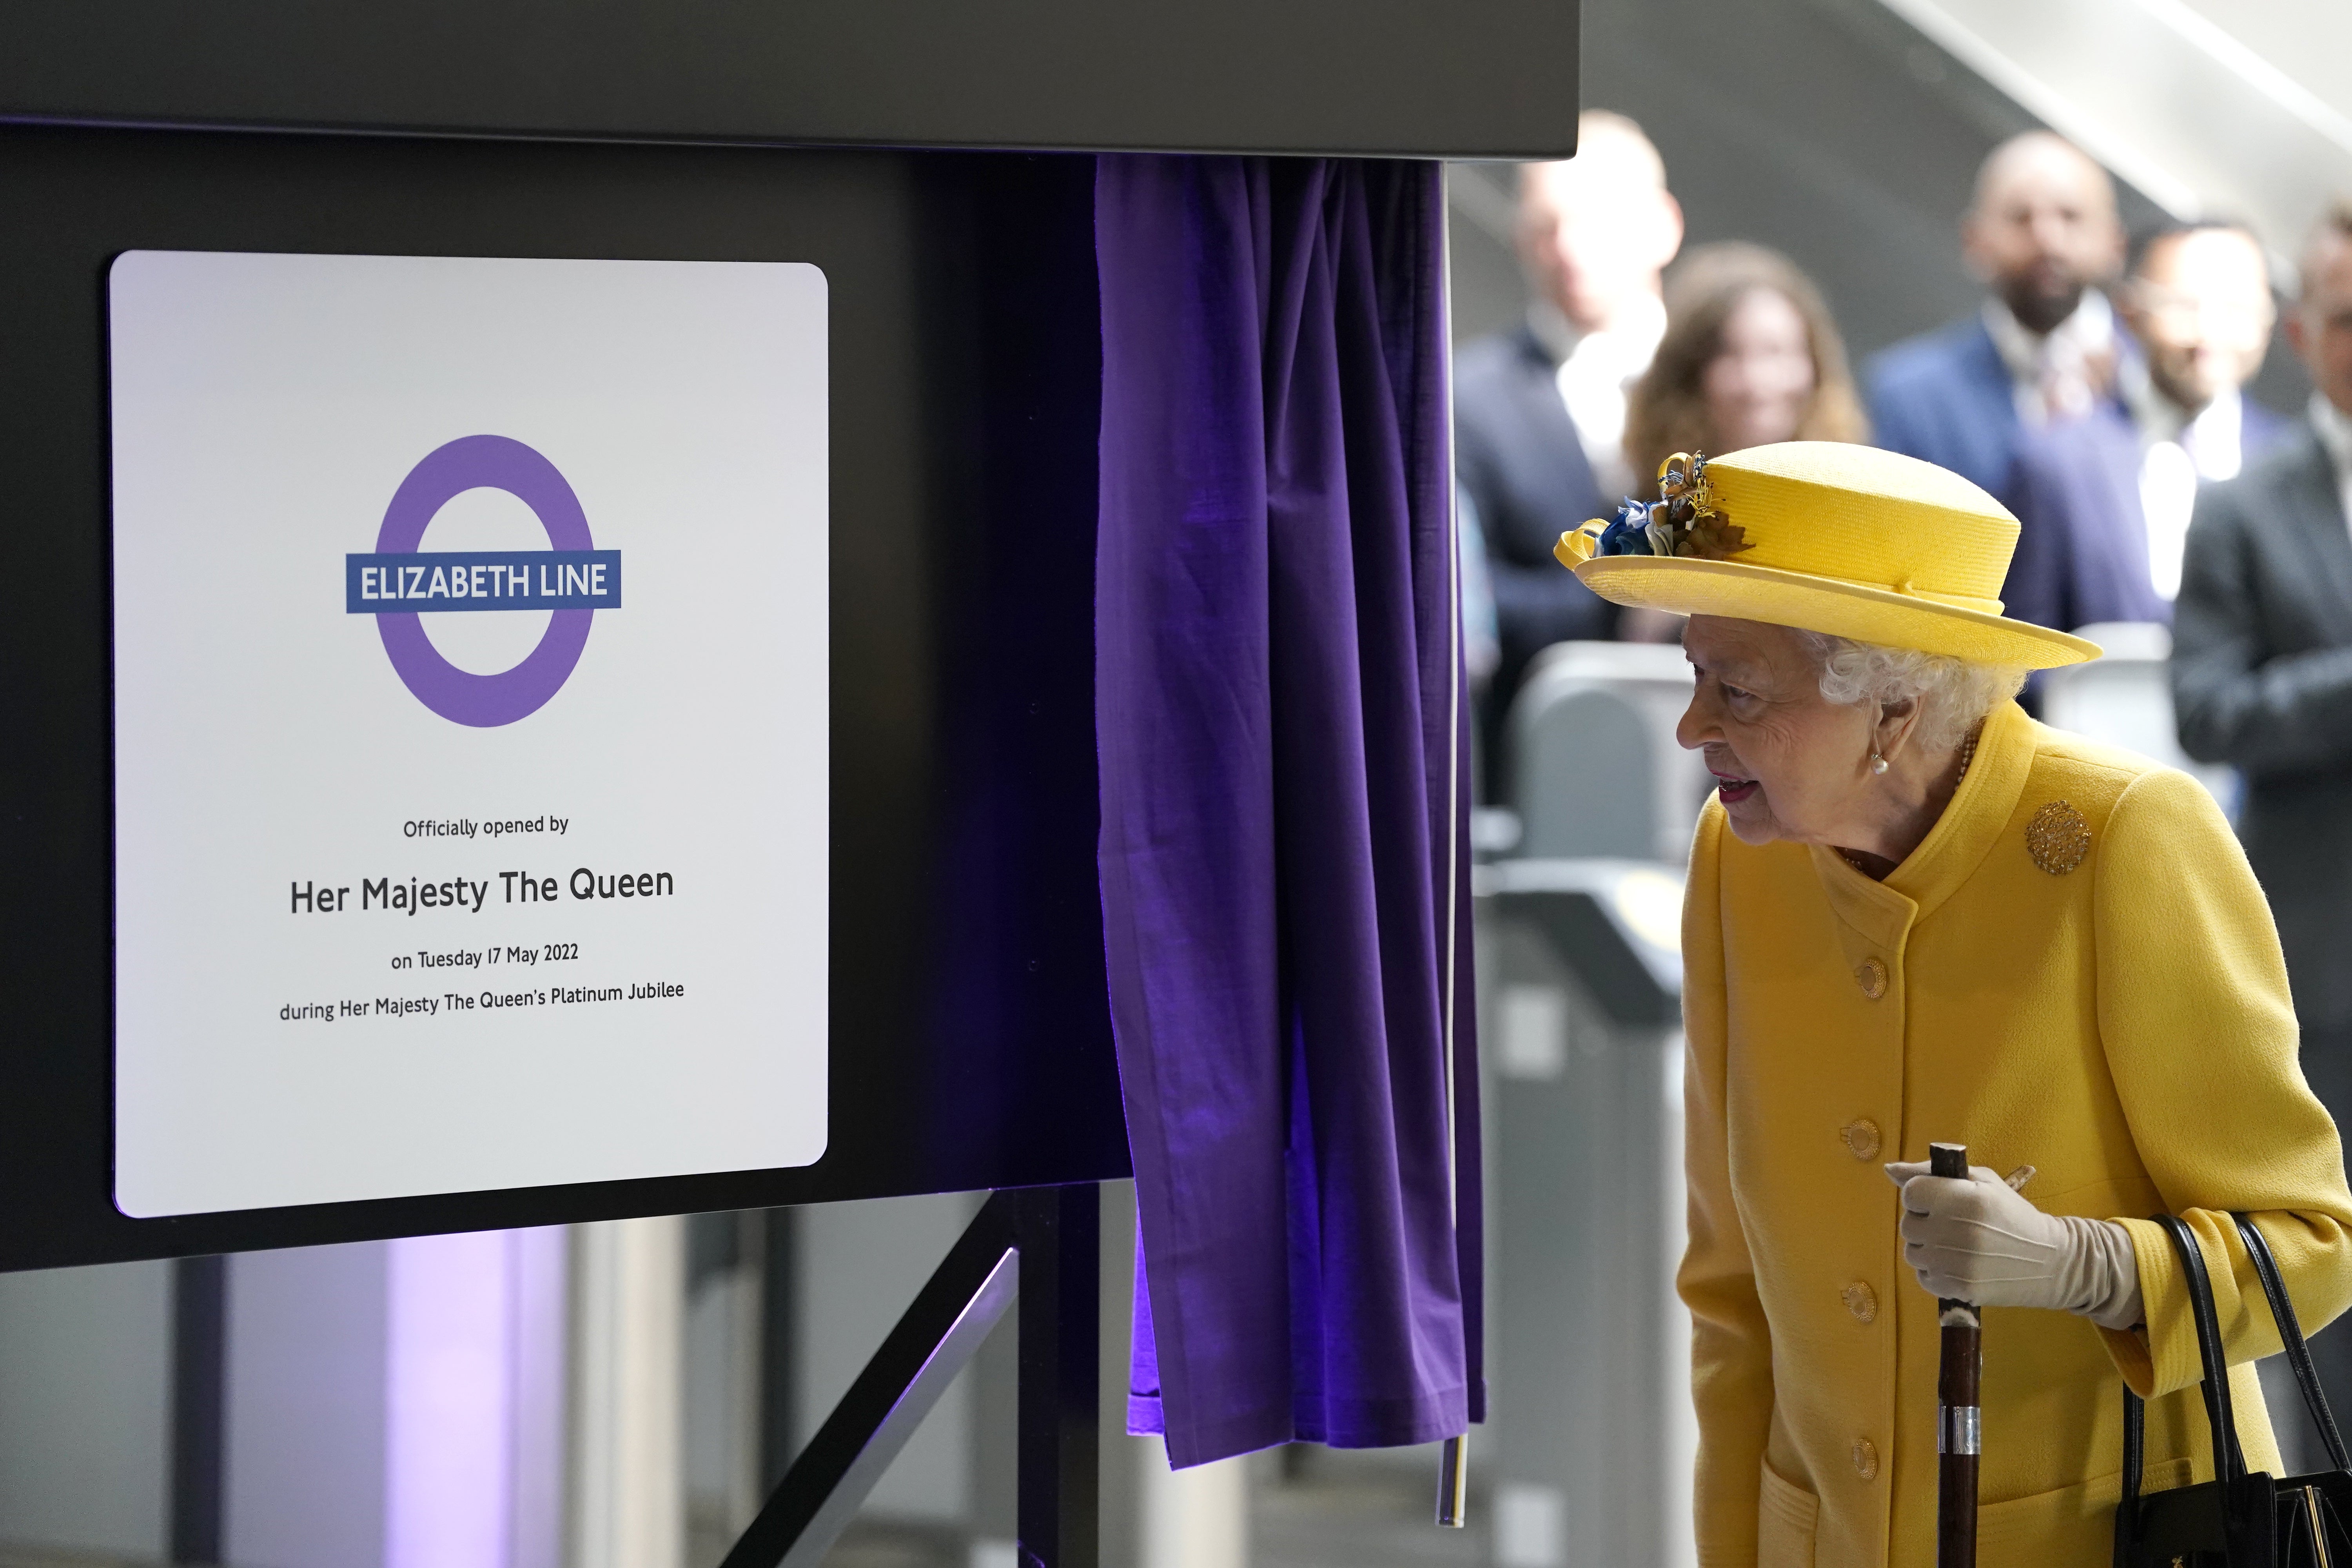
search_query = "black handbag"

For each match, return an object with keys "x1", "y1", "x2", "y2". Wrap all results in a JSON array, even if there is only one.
[{"x1": 2113, "y1": 1211, "x2": 2352, "y2": 1566}]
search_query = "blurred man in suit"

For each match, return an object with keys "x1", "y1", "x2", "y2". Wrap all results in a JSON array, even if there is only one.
[
  {"x1": 2005, "y1": 220, "x2": 2288, "y2": 633},
  {"x1": 2176, "y1": 202, "x2": 2352, "y2": 1415},
  {"x1": 1867, "y1": 131, "x2": 2126, "y2": 498},
  {"x1": 1455, "y1": 111, "x2": 1683, "y2": 725}
]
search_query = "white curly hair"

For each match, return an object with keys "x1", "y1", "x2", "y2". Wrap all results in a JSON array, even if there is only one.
[{"x1": 1789, "y1": 630, "x2": 2027, "y2": 753}]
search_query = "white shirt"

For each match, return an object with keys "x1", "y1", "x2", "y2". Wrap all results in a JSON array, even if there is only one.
[
  {"x1": 1530, "y1": 296, "x2": 1668, "y2": 501},
  {"x1": 1982, "y1": 291, "x2": 2116, "y2": 426},
  {"x1": 2311, "y1": 392, "x2": 2352, "y2": 536},
  {"x1": 2122, "y1": 364, "x2": 2247, "y2": 602},
  {"x1": 2123, "y1": 363, "x2": 2246, "y2": 482}
]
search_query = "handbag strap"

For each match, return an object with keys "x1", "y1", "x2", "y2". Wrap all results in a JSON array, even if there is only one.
[
  {"x1": 2232, "y1": 1211, "x2": 2352, "y2": 1472},
  {"x1": 2118, "y1": 1386, "x2": 2146, "y2": 1568},
  {"x1": 2119, "y1": 1215, "x2": 2245, "y2": 1564},
  {"x1": 2117, "y1": 1213, "x2": 2325, "y2": 1564},
  {"x1": 2152, "y1": 1211, "x2": 2249, "y2": 1484}
]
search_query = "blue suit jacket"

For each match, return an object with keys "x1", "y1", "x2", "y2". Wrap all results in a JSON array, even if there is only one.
[
  {"x1": 1865, "y1": 314, "x2": 2021, "y2": 499},
  {"x1": 2005, "y1": 398, "x2": 2293, "y2": 633}
]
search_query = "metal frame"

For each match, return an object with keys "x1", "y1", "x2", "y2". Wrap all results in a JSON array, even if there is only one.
[
  {"x1": 169, "y1": 1255, "x2": 226, "y2": 1564},
  {"x1": 0, "y1": 126, "x2": 1132, "y2": 1278},
  {"x1": 721, "y1": 1184, "x2": 1100, "y2": 1568},
  {"x1": 0, "y1": 2, "x2": 1578, "y2": 161}
]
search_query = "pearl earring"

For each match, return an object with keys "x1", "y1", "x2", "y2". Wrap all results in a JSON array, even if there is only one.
[{"x1": 1871, "y1": 753, "x2": 1889, "y2": 775}]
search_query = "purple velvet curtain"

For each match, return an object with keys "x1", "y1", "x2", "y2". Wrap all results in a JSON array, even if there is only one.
[{"x1": 1093, "y1": 154, "x2": 1483, "y2": 1468}]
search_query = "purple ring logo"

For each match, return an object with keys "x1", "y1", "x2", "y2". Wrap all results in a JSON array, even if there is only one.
[{"x1": 363, "y1": 436, "x2": 608, "y2": 728}]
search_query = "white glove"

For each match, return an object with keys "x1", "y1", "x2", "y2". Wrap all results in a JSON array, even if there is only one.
[{"x1": 1885, "y1": 1162, "x2": 2144, "y2": 1330}]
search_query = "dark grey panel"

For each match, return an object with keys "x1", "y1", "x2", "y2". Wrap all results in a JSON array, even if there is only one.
[{"x1": 0, "y1": 0, "x2": 1579, "y2": 160}]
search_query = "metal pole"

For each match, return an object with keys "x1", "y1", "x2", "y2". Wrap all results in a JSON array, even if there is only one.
[
  {"x1": 171, "y1": 1254, "x2": 227, "y2": 1565},
  {"x1": 1436, "y1": 1432, "x2": 1469, "y2": 1527},
  {"x1": 1016, "y1": 1184, "x2": 1100, "y2": 1568},
  {"x1": 1931, "y1": 1142, "x2": 1980, "y2": 1568},
  {"x1": 720, "y1": 1196, "x2": 1023, "y2": 1568}
]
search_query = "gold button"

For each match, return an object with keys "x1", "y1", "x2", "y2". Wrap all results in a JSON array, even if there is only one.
[
  {"x1": 1843, "y1": 1282, "x2": 1878, "y2": 1323},
  {"x1": 1841, "y1": 1119, "x2": 1882, "y2": 1160},
  {"x1": 1855, "y1": 958, "x2": 1888, "y2": 999},
  {"x1": 1852, "y1": 1438, "x2": 1879, "y2": 1480}
]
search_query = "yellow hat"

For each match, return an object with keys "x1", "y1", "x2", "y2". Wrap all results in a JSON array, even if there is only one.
[{"x1": 1553, "y1": 443, "x2": 2099, "y2": 670}]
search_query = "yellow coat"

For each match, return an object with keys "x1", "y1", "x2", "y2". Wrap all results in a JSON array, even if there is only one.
[{"x1": 1679, "y1": 699, "x2": 2352, "y2": 1567}]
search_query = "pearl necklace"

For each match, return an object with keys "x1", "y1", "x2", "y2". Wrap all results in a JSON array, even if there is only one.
[{"x1": 1839, "y1": 725, "x2": 1982, "y2": 877}]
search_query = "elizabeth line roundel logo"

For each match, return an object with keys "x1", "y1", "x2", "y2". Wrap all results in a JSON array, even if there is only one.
[{"x1": 343, "y1": 434, "x2": 622, "y2": 728}]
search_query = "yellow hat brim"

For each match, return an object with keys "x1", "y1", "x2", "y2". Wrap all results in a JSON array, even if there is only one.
[{"x1": 1574, "y1": 554, "x2": 2100, "y2": 670}]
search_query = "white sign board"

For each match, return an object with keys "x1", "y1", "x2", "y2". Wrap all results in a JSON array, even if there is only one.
[{"x1": 109, "y1": 250, "x2": 830, "y2": 1217}]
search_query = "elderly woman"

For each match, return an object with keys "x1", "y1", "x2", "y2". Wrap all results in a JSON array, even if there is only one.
[{"x1": 1555, "y1": 443, "x2": 2352, "y2": 1566}]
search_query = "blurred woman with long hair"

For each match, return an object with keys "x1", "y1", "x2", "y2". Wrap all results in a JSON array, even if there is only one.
[
  {"x1": 1625, "y1": 241, "x2": 1869, "y2": 493},
  {"x1": 1615, "y1": 243, "x2": 1869, "y2": 639}
]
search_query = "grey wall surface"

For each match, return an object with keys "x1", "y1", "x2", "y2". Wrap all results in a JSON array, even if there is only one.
[
  {"x1": 795, "y1": 1192, "x2": 988, "y2": 1521},
  {"x1": 225, "y1": 1242, "x2": 391, "y2": 1568},
  {"x1": 0, "y1": 1261, "x2": 172, "y2": 1560},
  {"x1": 1588, "y1": 0, "x2": 2056, "y2": 362},
  {"x1": 788, "y1": 1183, "x2": 1141, "y2": 1553},
  {"x1": 1448, "y1": 0, "x2": 2042, "y2": 356},
  {"x1": 1449, "y1": 0, "x2": 2310, "y2": 412}
]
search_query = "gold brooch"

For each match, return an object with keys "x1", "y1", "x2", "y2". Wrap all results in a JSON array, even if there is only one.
[{"x1": 2025, "y1": 800, "x2": 2092, "y2": 875}]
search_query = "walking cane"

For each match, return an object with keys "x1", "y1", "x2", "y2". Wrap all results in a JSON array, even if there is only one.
[{"x1": 1932, "y1": 1142, "x2": 1981, "y2": 1568}]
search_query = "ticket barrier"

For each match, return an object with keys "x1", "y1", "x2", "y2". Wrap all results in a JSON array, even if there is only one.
[
  {"x1": 1505, "y1": 641, "x2": 1713, "y2": 865},
  {"x1": 1477, "y1": 857, "x2": 1690, "y2": 1568}
]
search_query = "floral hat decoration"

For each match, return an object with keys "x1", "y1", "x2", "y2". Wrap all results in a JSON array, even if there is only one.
[
  {"x1": 1551, "y1": 441, "x2": 2101, "y2": 670},
  {"x1": 1557, "y1": 451, "x2": 1753, "y2": 566}
]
